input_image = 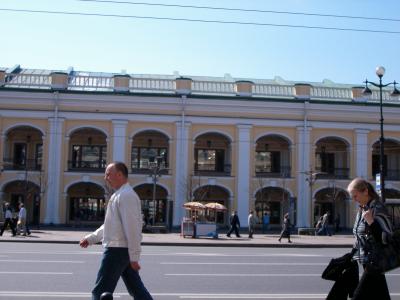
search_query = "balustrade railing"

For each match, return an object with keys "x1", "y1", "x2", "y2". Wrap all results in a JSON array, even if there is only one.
[
  {"x1": 192, "y1": 80, "x2": 235, "y2": 95},
  {"x1": 255, "y1": 165, "x2": 291, "y2": 178},
  {"x1": 129, "y1": 78, "x2": 175, "y2": 92},
  {"x1": 1, "y1": 68, "x2": 397, "y2": 102},
  {"x1": 68, "y1": 160, "x2": 106, "y2": 172},
  {"x1": 130, "y1": 161, "x2": 170, "y2": 174},
  {"x1": 69, "y1": 75, "x2": 113, "y2": 91},
  {"x1": 311, "y1": 87, "x2": 352, "y2": 100},
  {"x1": 194, "y1": 163, "x2": 231, "y2": 176},
  {"x1": 4, "y1": 73, "x2": 51, "y2": 88},
  {"x1": 2, "y1": 158, "x2": 42, "y2": 171},
  {"x1": 252, "y1": 84, "x2": 295, "y2": 97},
  {"x1": 315, "y1": 167, "x2": 350, "y2": 179}
]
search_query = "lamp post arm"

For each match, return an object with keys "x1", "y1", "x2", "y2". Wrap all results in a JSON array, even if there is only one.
[{"x1": 367, "y1": 80, "x2": 396, "y2": 89}]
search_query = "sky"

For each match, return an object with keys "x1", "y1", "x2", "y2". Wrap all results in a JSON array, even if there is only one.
[{"x1": 1, "y1": 0, "x2": 399, "y2": 86}]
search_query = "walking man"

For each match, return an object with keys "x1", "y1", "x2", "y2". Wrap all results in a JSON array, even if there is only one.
[
  {"x1": 248, "y1": 210, "x2": 257, "y2": 238},
  {"x1": 226, "y1": 211, "x2": 241, "y2": 237},
  {"x1": 0, "y1": 203, "x2": 16, "y2": 237},
  {"x1": 17, "y1": 203, "x2": 31, "y2": 236},
  {"x1": 80, "y1": 162, "x2": 153, "y2": 300},
  {"x1": 317, "y1": 211, "x2": 331, "y2": 236}
]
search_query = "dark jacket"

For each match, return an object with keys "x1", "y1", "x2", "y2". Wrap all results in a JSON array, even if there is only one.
[{"x1": 230, "y1": 214, "x2": 240, "y2": 227}]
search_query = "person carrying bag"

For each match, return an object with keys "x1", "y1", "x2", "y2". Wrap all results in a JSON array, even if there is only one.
[{"x1": 323, "y1": 178, "x2": 398, "y2": 300}]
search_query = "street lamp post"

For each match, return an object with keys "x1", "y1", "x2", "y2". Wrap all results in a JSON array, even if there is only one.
[
  {"x1": 149, "y1": 156, "x2": 165, "y2": 227},
  {"x1": 301, "y1": 170, "x2": 322, "y2": 227},
  {"x1": 363, "y1": 66, "x2": 400, "y2": 203}
]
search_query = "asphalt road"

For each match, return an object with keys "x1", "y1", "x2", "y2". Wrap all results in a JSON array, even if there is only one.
[{"x1": 0, "y1": 243, "x2": 399, "y2": 299}]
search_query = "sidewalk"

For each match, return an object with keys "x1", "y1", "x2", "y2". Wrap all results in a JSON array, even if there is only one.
[{"x1": 0, "y1": 228, "x2": 354, "y2": 248}]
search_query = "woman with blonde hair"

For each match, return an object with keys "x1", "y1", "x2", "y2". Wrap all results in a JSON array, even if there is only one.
[{"x1": 347, "y1": 177, "x2": 392, "y2": 300}]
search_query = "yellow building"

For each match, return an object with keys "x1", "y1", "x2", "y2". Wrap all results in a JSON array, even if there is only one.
[{"x1": 1, "y1": 66, "x2": 400, "y2": 230}]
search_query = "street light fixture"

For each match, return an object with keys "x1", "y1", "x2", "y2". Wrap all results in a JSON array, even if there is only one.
[
  {"x1": 149, "y1": 156, "x2": 165, "y2": 227},
  {"x1": 301, "y1": 170, "x2": 322, "y2": 227},
  {"x1": 363, "y1": 66, "x2": 400, "y2": 203}
]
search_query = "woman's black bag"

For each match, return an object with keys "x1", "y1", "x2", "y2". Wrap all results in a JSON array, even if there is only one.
[
  {"x1": 365, "y1": 229, "x2": 400, "y2": 273},
  {"x1": 322, "y1": 251, "x2": 354, "y2": 281}
]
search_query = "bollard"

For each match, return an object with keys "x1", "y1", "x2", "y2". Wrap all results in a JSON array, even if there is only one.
[{"x1": 100, "y1": 292, "x2": 113, "y2": 300}]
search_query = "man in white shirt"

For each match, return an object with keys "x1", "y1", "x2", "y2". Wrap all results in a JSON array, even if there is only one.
[
  {"x1": 79, "y1": 162, "x2": 153, "y2": 300},
  {"x1": 17, "y1": 203, "x2": 31, "y2": 236}
]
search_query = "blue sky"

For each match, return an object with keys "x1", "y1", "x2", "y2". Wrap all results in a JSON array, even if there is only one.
[{"x1": 1, "y1": 0, "x2": 399, "y2": 85}]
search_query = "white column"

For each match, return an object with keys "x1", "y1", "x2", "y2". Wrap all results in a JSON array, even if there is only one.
[
  {"x1": 355, "y1": 129, "x2": 369, "y2": 178},
  {"x1": 236, "y1": 124, "x2": 252, "y2": 226},
  {"x1": 296, "y1": 126, "x2": 311, "y2": 227},
  {"x1": 173, "y1": 121, "x2": 190, "y2": 226},
  {"x1": 112, "y1": 120, "x2": 128, "y2": 162},
  {"x1": 44, "y1": 117, "x2": 64, "y2": 224}
]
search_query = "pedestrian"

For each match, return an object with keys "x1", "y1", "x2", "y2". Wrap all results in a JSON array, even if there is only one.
[
  {"x1": 262, "y1": 212, "x2": 270, "y2": 233},
  {"x1": 0, "y1": 203, "x2": 16, "y2": 237},
  {"x1": 315, "y1": 216, "x2": 323, "y2": 230},
  {"x1": 226, "y1": 211, "x2": 240, "y2": 237},
  {"x1": 334, "y1": 213, "x2": 341, "y2": 233},
  {"x1": 278, "y1": 213, "x2": 292, "y2": 243},
  {"x1": 79, "y1": 162, "x2": 153, "y2": 300},
  {"x1": 17, "y1": 203, "x2": 31, "y2": 236},
  {"x1": 247, "y1": 210, "x2": 257, "y2": 238},
  {"x1": 317, "y1": 211, "x2": 331, "y2": 236},
  {"x1": 347, "y1": 177, "x2": 392, "y2": 300}
]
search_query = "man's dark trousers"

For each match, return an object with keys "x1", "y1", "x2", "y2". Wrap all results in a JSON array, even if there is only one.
[{"x1": 92, "y1": 247, "x2": 153, "y2": 300}]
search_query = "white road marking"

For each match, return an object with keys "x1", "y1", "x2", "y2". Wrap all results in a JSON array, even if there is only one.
[
  {"x1": 0, "y1": 272, "x2": 72, "y2": 275},
  {"x1": 1, "y1": 291, "x2": 400, "y2": 299},
  {"x1": 161, "y1": 262, "x2": 327, "y2": 266},
  {"x1": 0, "y1": 259, "x2": 84, "y2": 263},
  {"x1": 0, "y1": 291, "x2": 120, "y2": 298},
  {"x1": 0, "y1": 250, "x2": 101, "y2": 255},
  {"x1": 165, "y1": 272, "x2": 400, "y2": 277},
  {"x1": 165, "y1": 273, "x2": 322, "y2": 277},
  {"x1": 147, "y1": 252, "x2": 324, "y2": 257}
]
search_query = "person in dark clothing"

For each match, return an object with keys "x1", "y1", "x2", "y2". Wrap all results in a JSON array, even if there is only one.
[
  {"x1": 0, "y1": 203, "x2": 16, "y2": 237},
  {"x1": 278, "y1": 213, "x2": 292, "y2": 243},
  {"x1": 325, "y1": 256, "x2": 359, "y2": 300},
  {"x1": 347, "y1": 177, "x2": 392, "y2": 300},
  {"x1": 226, "y1": 211, "x2": 240, "y2": 237}
]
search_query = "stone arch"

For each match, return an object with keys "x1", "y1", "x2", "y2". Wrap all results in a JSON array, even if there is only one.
[
  {"x1": 314, "y1": 186, "x2": 349, "y2": 228},
  {"x1": 3, "y1": 123, "x2": 46, "y2": 137},
  {"x1": 66, "y1": 182, "x2": 106, "y2": 224},
  {"x1": 134, "y1": 183, "x2": 169, "y2": 226},
  {"x1": 130, "y1": 128, "x2": 172, "y2": 141},
  {"x1": 66, "y1": 125, "x2": 109, "y2": 138},
  {"x1": 255, "y1": 132, "x2": 293, "y2": 146},
  {"x1": 1, "y1": 180, "x2": 41, "y2": 224},
  {"x1": 192, "y1": 184, "x2": 230, "y2": 225},
  {"x1": 193, "y1": 130, "x2": 233, "y2": 143},
  {"x1": 254, "y1": 186, "x2": 294, "y2": 226}
]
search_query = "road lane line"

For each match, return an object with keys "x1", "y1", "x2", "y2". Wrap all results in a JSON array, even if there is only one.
[
  {"x1": 165, "y1": 273, "x2": 322, "y2": 277},
  {"x1": 0, "y1": 272, "x2": 72, "y2": 275},
  {"x1": 158, "y1": 253, "x2": 324, "y2": 257},
  {"x1": 0, "y1": 251, "x2": 101, "y2": 255},
  {"x1": 0, "y1": 292, "x2": 121, "y2": 298},
  {"x1": 161, "y1": 262, "x2": 327, "y2": 265},
  {"x1": 1, "y1": 292, "x2": 400, "y2": 299},
  {"x1": 176, "y1": 293, "x2": 400, "y2": 299},
  {"x1": 165, "y1": 272, "x2": 400, "y2": 277},
  {"x1": 0, "y1": 259, "x2": 84, "y2": 263}
]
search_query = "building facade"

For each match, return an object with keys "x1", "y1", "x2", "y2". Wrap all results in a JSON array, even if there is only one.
[{"x1": 1, "y1": 66, "x2": 400, "y2": 230}]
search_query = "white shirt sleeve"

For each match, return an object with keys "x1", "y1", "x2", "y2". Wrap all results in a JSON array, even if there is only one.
[
  {"x1": 85, "y1": 224, "x2": 104, "y2": 245},
  {"x1": 118, "y1": 190, "x2": 142, "y2": 262}
]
